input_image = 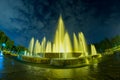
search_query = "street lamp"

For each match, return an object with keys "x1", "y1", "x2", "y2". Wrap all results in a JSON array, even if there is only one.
[{"x1": 1, "y1": 43, "x2": 6, "y2": 50}]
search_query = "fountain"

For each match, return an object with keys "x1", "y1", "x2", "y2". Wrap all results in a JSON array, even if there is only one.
[
  {"x1": 91, "y1": 44, "x2": 102, "y2": 58},
  {"x1": 20, "y1": 15, "x2": 101, "y2": 66},
  {"x1": 91, "y1": 44, "x2": 97, "y2": 56},
  {"x1": 33, "y1": 39, "x2": 40, "y2": 56},
  {"x1": 28, "y1": 37, "x2": 34, "y2": 56},
  {"x1": 27, "y1": 15, "x2": 88, "y2": 58}
]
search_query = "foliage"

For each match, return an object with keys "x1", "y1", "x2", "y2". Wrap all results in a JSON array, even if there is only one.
[
  {"x1": 94, "y1": 35, "x2": 120, "y2": 53},
  {"x1": 0, "y1": 30, "x2": 27, "y2": 53}
]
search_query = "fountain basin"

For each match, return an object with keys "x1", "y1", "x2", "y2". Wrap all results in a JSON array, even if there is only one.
[
  {"x1": 36, "y1": 52, "x2": 82, "y2": 58},
  {"x1": 91, "y1": 54, "x2": 102, "y2": 58},
  {"x1": 20, "y1": 55, "x2": 50, "y2": 64},
  {"x1": 18, "y1": 52, "x2": 102, "y2": 67},
  {"x1": 50, "y1": 57, "x2": 86, "y2": 67},
  {"x1": 19, "y1": 55, "x2": 90, "y2": 67}
]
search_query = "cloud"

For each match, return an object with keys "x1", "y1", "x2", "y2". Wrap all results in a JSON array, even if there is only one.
[{"x1": 0, "y1": 0, "x2": 120, "y2": 47}]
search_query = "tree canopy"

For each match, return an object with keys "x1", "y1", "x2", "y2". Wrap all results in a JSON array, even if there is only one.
[
  {"x1": 0, "y1": 30, "x2": 27, "y2": 53},
  {"x1": 94, "y1": 35, "x2": 120, "y2": 53}
]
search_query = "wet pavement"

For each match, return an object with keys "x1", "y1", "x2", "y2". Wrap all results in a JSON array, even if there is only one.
[{"x1": 0, "y1": 53, "x2": 120, "y2": 80}]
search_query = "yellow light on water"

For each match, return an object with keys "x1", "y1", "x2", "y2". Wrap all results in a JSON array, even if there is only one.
[
  {"x1": 46, "y1": 41, "x2": 52, "y2": 53},
  {"x1": 91, "y1": 44, "x2": 97, "y2": 56},
  {"x1": 73, "y1": 33, "x2": 79, "y2": 52},
  {"x1": 28, "y1": 15, "x2": 92, "y2": 58},
  {"x1": 41, "y1": 37, "x2": 46, "y2": 53},
  {"x1": 63, "y1": 32, "x2": 72, "y2": 53},
  {"x1": 28, "y1": 37, "x2": 34, "y2": 56}
]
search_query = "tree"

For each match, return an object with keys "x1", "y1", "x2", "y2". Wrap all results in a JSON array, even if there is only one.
[
  {"x1": 94, "y1": 38, "x2": 112, "y2": 52},
  {"x1": 111, "y1": 35, "x2": 120, "y2": 47}
]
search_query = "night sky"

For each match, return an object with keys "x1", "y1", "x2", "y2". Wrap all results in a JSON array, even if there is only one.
[{"x1": 0, "y1": 0, "x2": 120, "y2": 47}]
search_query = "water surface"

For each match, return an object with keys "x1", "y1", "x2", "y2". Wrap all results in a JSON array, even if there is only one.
[{"x1": 0, "y1": 54, "x2": 120, "y2": 80}]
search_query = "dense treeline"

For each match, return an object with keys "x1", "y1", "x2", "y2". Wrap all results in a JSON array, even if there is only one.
[
  {"x1": 94, "y1": 35, "x2": 120, "y2": 53},
  {"x1": 0, "y1": 30, "x2": 27, "y2": 53}
]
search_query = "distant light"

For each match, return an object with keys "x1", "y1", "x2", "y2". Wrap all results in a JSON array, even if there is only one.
[
  {"x1": 2, "y1": 43, "x2": 6, "y2": 47},
  {"x1": 0, "y1": 51, "x2": 3, "y2": 56}
]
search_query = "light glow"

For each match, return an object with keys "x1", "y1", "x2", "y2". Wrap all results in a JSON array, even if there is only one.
[{"x1": 27, "y1": 15, "x2": 92, "y2": 58}]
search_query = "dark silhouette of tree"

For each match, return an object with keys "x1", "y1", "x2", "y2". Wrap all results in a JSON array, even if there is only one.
[
  {"x1": 0, "y1": 30, "x2": 27, "y2": 53},
  {"x1": 94, "y1": 35, "x2": 120, "y2": 53},
  {"x1": 111, "y1": 35, "x2": 120, "y2": 47}
]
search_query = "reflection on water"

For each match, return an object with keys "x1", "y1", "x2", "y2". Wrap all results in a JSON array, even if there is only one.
[
  {"x1": 0, "y1": 56, "x2": 4, "y2": 71},
  {"x1": 46, "y1": 68, "x2": 74, "y2": 78},
  {"x1": 0, "y1": 56, "x2": 4, "y2": 78},
  {"x1": 0, "y1": 54, "x2": 120, "y2": 80},
  {"x1": 23, "y1": 63, "x2": 95, "y2": 79}
]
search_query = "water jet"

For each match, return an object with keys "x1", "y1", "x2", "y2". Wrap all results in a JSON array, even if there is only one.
[{"x1": 19, "y1": 15, "x2": 102, "y2": 67}]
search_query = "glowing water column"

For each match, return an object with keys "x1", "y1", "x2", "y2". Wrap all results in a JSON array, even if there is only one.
[
  {"x1": 73, "y1": 33, "x2": 79, "y2": 52},
  {"x1": 53, "y1": 15, "x2": 72, "y2": 58},
  {"x1": 33, "y1": 39, "x2": 41, "y2": 56},
  {"x1": 78, "y1": 32, "x2": 88, "y2": 57},
  {"x1": 28, "y1": 37, "x2": 34, "y2": 56},
  {"x1": 63, "y1": 32, "x2": 72, "y2": 58},
  {"x1": 91, "y1": 44, "x2": 97, "y2": 56},
  {"x1": 73, "y1": 32, "x2": 88, "y2": 57},
  {"x1": 41, "y1": 37, "x2": 46, "y2": 57},
  {"x1": 46, "y1": 41, "x2": 52, "y2": 53},
  {"x1": 54, "y1": 15, "x2": 65, "y2": 53},
  {"x1": 27, "y1": 15, "x2": 89, "y2": 58}
]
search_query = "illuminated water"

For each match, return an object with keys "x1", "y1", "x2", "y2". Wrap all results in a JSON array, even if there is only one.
[
  {"x1": 28, "y1": 37, "x2": 34, "y2": 56},
  {"x1": 27, "y1": 15, "x2": 89, "y2": 58},
  {"x1": 0, "y1": 54, "x2": 120, "y2": 80},
  {"x1": 91, "y1": 44, "x2": 97, "y2": 56}
]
